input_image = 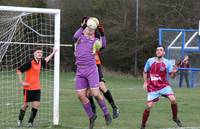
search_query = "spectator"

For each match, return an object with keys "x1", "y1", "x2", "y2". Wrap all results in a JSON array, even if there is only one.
[{"x1": 178, "y1": 55, "x2": 190, "y2": 88}]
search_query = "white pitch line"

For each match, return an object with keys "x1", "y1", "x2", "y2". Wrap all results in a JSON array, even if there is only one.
[
  {"x1": 59, "y1": 87, "x2": 142, "y2": 92},
  {"x1": 4, "y1": 126, "x2": 128, "y2": 129},
  {"x1": 161, "y1": 127, "x2": 200, "y2": 129},
  {"x1": 59, "y1": 98, "x2": 145, "y2": 103},
  {"x1": 66, "y1": 126, "x2": 129, "y2": 129}
]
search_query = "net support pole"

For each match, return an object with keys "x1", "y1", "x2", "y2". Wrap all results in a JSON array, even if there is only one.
[
  {"x1": 53, "y1": 10, "x2": 60, "y2": 125},
  {"x1": 199, "y1": 20, "x2": 200, "y2": 36},
  {"x1": 159, "y1": 29, "x2": 162, "y2": 46}
]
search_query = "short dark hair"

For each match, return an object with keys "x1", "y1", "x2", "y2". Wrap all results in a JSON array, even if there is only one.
[
  {"x1": 156, "y1": 44, "x2": 165, "y2": 50},
  {"x1": 35, "y1": 47, "x2": 42, "y2": 51}
]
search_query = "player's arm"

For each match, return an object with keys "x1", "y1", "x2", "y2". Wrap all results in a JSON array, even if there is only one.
[
  {"x1": 98, "y1": 22, "x2": 106, "y2": 49},
  {"x1": 45, "y1": 48, "x2": 58, "y2": 63},
  {"x1": 168, "y1": 60, "x2": 177, "y2": 78},
  {"x1": 73, "y1": 17, "x2": 87, "y2": 40},
  {"x1": 143, "y1": 71, "x2": 148, "y2": 90},
  {"x1": 175, "y1": 59, "x2": 181, "y2": 68},
  {"x1": 169, "y1": 66, "x2": 177, "y2": 78},
  {"x1": 143, "y1": 59, "x2": 150, "y2": 90},
  {"x1": 16, "y1": 61, "x2": 31, "y2": 86}
]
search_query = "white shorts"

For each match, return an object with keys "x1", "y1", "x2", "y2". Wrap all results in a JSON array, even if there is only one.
[{"x1": 147, "y1": 86, "x2": 174, "y2": 102}]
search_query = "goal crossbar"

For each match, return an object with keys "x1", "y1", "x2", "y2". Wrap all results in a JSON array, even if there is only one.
[
  {"x1": 0, "y1": 41, "x2": 73, "y2": 47},
  {"x1": 0, "y1": 6, "x2": 60, "y2": 14}
]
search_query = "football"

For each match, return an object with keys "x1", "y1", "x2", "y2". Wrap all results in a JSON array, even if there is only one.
[{"x1": 87, "y1": 17, "x2": 99, "y2": 30}]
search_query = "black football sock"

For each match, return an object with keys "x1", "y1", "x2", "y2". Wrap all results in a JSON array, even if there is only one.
[
  {"x1": 103, "y1": 90, "x2": 116, "y2": 109},
  {"x1": 88, "y1": 96, "x2": 96, "y2": 114},
  {"x1": 28, "y1": 108, "x2": 38, "y2": 123},
  {"x1": 18, "y1": 109, "x2": 26, "y2": 121}
]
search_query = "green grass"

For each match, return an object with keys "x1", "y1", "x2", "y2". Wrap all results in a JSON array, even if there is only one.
[{"x1": 1, "y1": 72, "x2": 200, "y2": 129}]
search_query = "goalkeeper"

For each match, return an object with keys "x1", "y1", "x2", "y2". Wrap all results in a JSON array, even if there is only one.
[
  {"x1": 74, "y1": 17, "x2": 119, "y2": 119},
  {"x1": 73, "y1": 17, "x2": 112, "y2": 129},
  {"x1": 17, "y1": 47, "x2": 57, "y2": 127},
  {"x1": 88, "y1": 20, "x2": 120, "y2": 119}
]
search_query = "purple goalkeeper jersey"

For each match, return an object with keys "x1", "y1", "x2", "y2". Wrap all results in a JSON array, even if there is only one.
[{"x1": 73, "y1": 27, "x2": 106, "y2": 67}]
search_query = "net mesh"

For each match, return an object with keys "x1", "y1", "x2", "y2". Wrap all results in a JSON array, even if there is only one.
[
  {"x1": 160, "y1": 29, "x2": 200, "y2": 87},
  {"x1": 0, "y1": 11, "x2": 55, "y2": 127}
]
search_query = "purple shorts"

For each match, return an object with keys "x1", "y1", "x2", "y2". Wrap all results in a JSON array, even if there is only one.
[{"x1": 75, "y1": 65, "x2": 99, "y2": 90}]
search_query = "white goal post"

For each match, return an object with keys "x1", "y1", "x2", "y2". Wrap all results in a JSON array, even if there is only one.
[{"x1": 0, "y1": 6, "x2": 60, "y2": 125}]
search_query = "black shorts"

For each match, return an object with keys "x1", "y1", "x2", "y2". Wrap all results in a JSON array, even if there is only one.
[
  {"x1": 97, "y1": 64, "x2": 105, "y2": 83},
  {"x1": 23, "y1": 90, "x2": 41, "y2": 102}
]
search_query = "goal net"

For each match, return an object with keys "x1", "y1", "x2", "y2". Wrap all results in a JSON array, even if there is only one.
[
  {"x1": 159, "y1": 28, "x2": 200, "y2": 88},
  {"x1": 0, "y1": 6, "x2": 60, "y2": 127}
]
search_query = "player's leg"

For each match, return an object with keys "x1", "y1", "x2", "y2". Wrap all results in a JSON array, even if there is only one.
[
  {"x1": 88, "y1": 96, "x2": 96, "y2": 115},
  {"x1": 167, "y1": 95, "x2": 183, "y2": 127},
  {"x1": 160, "y1": 86, "x2": 182, "y2": 127},
  {"x1": 18, "y1": 103, "x2": 28, "y2": 126},
  {"x1": 184, "y1": 71, "x2": 190, "y2": 88},
  {"x1": 77, "y1": 89, "x2": 95, "y2": 118},
  {"x1": 88, "y1": 66, "x2": 111, "y2": 126},
  {"x1": 179, "y1": 71, "x2": 183, "y2": 88},
  {"x1": 99, "y1": 82, "x2": 119, "y2": 119},
  {"x1": 140, "y1": 91, "x2": 159, "y2": 129},
  {"x1": 28, "y1": 90, "x2": 41, "y2": 127},
  {"x1": 76, "y1": 74, "x2": 96, "y2": 129},
  {"x1": 97, "y1": 64, "x2": 119, "y2": 119},
  {"x1": 140, "y1": 101, "x2": 155, "y2": 129},
  {"x1": 91, "y1": 88, "x2": 112, "y2": 126},
  {"x1": 18, "y1": 89, "x2": 29, "y2": 127},
  {"x1": 86, "y1": 88, "x2": 96, "y2": 114},
  {"x1": 77, "y1": 89, "x2": 97, "y2": 129}
]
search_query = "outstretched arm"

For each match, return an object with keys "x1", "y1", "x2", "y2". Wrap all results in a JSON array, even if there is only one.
[
  {"x1": 98, "y1": 22, "x2": 106, "y2": 49},
  {"x1": 143, "y1": 71, "x2": 148, "y2": 90},
  {"x1": 73, "y1": 22, "x2": 87, "y2": 40},
  {"x1": 73, "y1": 27, "x2": 84, "y2": 40},
  {"x1": 143, "y1": 59, "x2": 150, "y2": 91},
  {"x1": 45, "y1": 48, "x2": 58, "y2": 63},
  {"x1": 169, "y1": 66, "x2": 177, "y2": 78},
  {"x1": 100, "y1": 36, "x2": 107, "y2": 49}
]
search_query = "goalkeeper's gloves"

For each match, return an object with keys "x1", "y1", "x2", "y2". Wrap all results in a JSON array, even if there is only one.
[
  {"x1": 98, "y1": 22, "x2": 104, "y2": 36},
  {"x1": 81, "y1": 16, "x2": 89, "y2": 29}
]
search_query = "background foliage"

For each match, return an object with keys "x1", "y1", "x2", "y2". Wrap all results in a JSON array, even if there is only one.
[{"x1": 1, "y1": 0, "x2": 200, "y2": 75}]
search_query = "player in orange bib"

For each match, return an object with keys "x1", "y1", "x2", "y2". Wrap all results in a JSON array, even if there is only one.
[
  {"x1": 89, "y1": 50, "x2": 120, "y2": 119},
  {"x1": 17, "y1": 47, "x2": 57, "y2": 127}
]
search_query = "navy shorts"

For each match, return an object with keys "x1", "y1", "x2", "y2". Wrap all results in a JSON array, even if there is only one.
[
  {"x1": 97, "y1": 64, "x2": 105, "y2": 82},
  {"x1": 23, "y1": 90, "x2": 41, "y2": 102}
]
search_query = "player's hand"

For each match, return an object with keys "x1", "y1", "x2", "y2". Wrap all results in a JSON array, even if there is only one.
[
  {"x1": 98, "y1": 22, "x2": 104, "y2": 33},
  {"x1": 81, "y1": 16, "x2": 89, "y2": 27},
  {"x1": 143, "y1": 82, "x2": 148, "y2": 91},
  {"x1": 173, "y1": 65, "x2": 178, "y2": 73},
  {"x1": 53, "y1": 47, "x2": 58, "y2": 54},
  {"x1": 21, "y1": 81, "x2": 30, "y2": 86}
]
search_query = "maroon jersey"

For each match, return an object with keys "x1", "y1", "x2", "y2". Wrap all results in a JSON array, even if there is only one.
[{"x1": 144, "y1": 57, "x2": 173, "y2": 92}]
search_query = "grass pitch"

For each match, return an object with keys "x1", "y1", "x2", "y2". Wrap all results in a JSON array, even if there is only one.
[{"x1": 1, "y1": 72, "x2": 200, "y2": 129}]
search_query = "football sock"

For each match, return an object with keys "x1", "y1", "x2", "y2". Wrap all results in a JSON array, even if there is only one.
[
  {"x1": 103, "y1": 90, "x2": 116, "y2": 109},
  {"x1": 142, "y1": 109, "x2": 150, "y2": 127},
  {"x1": 18, "y1": 109, "x2": 26, "y2": 121},
  {"x1": 28, "y1": 108, "x2": 38, "y2": 123},
  {"x1": 88, "y1": 96, "x2": 96, "y2": 113},
  {"x1": 171, "y1": 103, "x2": 178, "y2": 119},
  {"x1": 82, "y1": 102, "x2": 94, "y2": 118},
  {"x1": 97, "y1": 98, "x2": 109, "y2": 116}
]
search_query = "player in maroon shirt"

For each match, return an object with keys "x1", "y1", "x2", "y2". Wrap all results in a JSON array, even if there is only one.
[{"x1": 140, "y1": 46, "x2": 183, "y2": 129}]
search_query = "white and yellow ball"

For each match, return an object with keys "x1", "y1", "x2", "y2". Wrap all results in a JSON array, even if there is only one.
[{"x1": 87, "y1": 17, "x2": 99, "y2": 30}]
